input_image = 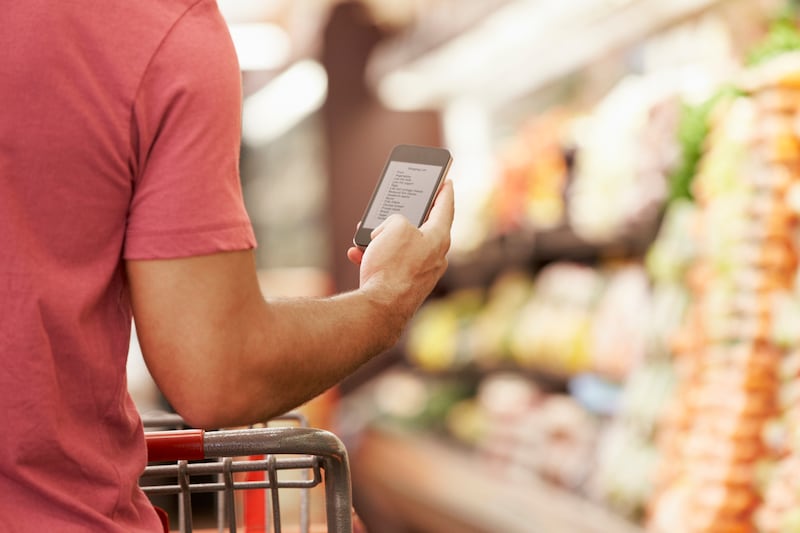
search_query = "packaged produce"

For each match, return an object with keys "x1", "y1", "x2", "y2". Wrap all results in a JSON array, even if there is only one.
[
  {"x1": 568, "y1": 75, "x2": 677, "y2": 243},
  {"x1": 492, "y1": 111, "x2": 571, "y2": 234},
  {"x1": 508, "y1": 263, "x2": 602, "y2": 375},
  {"x1": 650, "y1": 49, "x2": 800, "y2": 533}
]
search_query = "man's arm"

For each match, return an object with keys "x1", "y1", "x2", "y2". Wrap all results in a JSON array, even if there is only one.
[{"x1": 127, "y1": 181, "x2": 454, "y2": 429}]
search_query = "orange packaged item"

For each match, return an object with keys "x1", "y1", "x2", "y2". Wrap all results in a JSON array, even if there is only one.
[
  {"x1": 745, "y1": 192, "x2": 792, "y2": 221},
  {"x1": 699, "y1": 413, "x2": 768, "y2": 441},
  {"x1": 689, "y1": 495, "x2": 759, "y2": 533},
  {"x1": 754, "y1": 114, "x2": 797, "y2": 142},
  {"x1": 747, "y1": 165, "x2": 796, "y2": 198},
  {"x1": 761, "y1": 132, "x2": 800, "y2": 163},
  {"x1": 775, "y1": 69, "x2": 800, "y2": 90},
  {"x1": 754, "y1": 87, "x2": 800, "y2": 113},
  {"x1": 689, "y1": 388, "x2": 776, "y2": 418},
  {"x1": 689, "y1": 518, "x2": 757, "y2": 533},
  {"x1": 700, "y1": 347, "x2": 778, "y2": 382},
  {"x1": 733, "y1": 240, "x2": 797, "y2": 271},
  {"x1": 692, "y1": 484, "x2": 760, "y2": 516},
  {"x1": 691, "y1": 460, "x2": 755, "y2": 487},
  {"x1": 703, "y1": 369, "x2": 778, "y2": 393},
  {"x1": 684, "y1": 432, "x2": 764, "y2": 462}
]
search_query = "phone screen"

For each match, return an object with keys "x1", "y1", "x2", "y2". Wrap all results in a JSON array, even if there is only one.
[
  {"x1": 354, "y1": 145, "x2": 452, "y2": 249},
  {"x1": 362, "y1": 161, "x2": 443, "y2": 229}
]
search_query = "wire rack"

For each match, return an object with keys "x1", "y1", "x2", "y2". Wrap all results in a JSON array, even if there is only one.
[{"x1": 140, "y1": 412, "x2": 353, "y2": 533}]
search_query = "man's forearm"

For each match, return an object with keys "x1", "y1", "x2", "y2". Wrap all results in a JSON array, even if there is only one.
[{"x1": 216, "y1": 289, "x2": 405, "y2": 427}]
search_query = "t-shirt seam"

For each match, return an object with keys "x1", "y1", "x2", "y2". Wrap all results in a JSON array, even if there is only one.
[
  {"x1": 126, "y1": 0, "x2": 214, "y2": 182},
  {"x1": 127, "y1": 219, "x2": 251, "y2": 238}
]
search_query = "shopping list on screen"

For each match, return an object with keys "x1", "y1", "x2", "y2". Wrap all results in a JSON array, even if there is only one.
[{"x1": 364, "y1": 161, "x2": 443, "y2": 228}]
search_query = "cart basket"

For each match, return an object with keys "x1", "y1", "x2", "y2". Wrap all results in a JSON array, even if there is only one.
[{"x1": 141, "y1": 415, "x2": 353, "y2": 533}]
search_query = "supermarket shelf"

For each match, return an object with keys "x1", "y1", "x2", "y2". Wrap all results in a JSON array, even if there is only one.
[
  {"x1": 351, "y1": 426, "x2": 644, "y2": 533},
  {"x1": 424, "y1": 362, "x2": 574, "y2": 392},
  {"x1": 440, "y1": 218, "x2": 659, "y2": 291},
  {"x1": 439, "y1": 230, "x2": 537, "y2": 291}
]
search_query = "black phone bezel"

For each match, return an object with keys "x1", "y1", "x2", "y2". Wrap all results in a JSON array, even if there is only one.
[{"x1": 353, "y1": 144, "x2": 452, "y2": 249}]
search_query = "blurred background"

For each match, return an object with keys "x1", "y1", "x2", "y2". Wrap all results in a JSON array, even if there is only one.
[{"x1": 129, "y1": 0, "x2": 800, "y2": 531}]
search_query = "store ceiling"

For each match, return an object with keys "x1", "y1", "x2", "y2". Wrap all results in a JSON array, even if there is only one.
[
  {"x1": 220, "y1": 0, "x2": 500, "y2": 143},
  {"x1": 367, "y1": 0, "x2": 728, "y2": 110},
  {"x1": 222, "y1": 0, "x2": 731, "y2": 144},
  {"x1": 217, "y1": 0, "x2": 504, "y2": 75},
  {"x1": 220, "y1": 0, "x2": 730, "y2": 109}
]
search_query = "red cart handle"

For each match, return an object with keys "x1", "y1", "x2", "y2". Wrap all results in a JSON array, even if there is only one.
[{"x1": 145, "y1": 429, "x2": 205, "y2": 463}]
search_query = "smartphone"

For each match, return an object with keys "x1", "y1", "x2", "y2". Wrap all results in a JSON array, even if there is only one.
[{"x1": 353, "y1": 144, "x2": 453, "y2": 249}]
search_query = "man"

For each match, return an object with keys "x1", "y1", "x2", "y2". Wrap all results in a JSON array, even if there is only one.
[{"x1": 0, "y1": 1, "x2": 453, "y2": 530}]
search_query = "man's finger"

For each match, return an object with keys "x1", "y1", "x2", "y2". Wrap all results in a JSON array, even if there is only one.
[
  {"x1": 347, "y1": 246, "x2": 363, "y2": 265},
  {"x1": 420, "y1": 179, "x2": 454, "y2": 236},
  {"x1": 370, "y1": 213, "x2": 408, "y2": 242}
]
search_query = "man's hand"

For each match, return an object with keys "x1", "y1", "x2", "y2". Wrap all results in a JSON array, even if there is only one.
[{"x1": 347, "y1": 180, "x2": 454, "y2": 325}]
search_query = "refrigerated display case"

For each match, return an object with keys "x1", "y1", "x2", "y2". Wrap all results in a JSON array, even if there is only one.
[{"x1": 335, "y1": 1, "x2": 800, "y2": 532}]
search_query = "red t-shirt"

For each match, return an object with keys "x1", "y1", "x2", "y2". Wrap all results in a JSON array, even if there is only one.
[{"x1": 0, "y1": 1, "x2": 256, "y2": 530}]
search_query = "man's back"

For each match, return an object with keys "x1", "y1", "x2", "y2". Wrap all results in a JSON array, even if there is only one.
[{"x1": 0, "y1": 1, "x2": 254, "y2": 530}]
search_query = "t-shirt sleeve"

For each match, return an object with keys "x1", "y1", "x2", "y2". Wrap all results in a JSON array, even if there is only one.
[{"x1": 124, "y1": 0, "x2": 256, "y2": 260}]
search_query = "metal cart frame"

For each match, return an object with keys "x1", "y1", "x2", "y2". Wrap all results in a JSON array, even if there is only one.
[{"x1": 140, "y1": 413, "x2": 353, "y2": 533}]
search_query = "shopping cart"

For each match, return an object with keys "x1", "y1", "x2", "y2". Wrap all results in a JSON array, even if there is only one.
[{"x1": 140, "y1": 412, "x2": 353, "y2": 533}]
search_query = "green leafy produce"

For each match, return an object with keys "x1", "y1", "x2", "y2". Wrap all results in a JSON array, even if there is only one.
[
  {"x1": 668, "y1": 11, "x2": 800, "y2": 204},
  {"x1": 667, "y1": 88, "x2": 739, "y2": 204},
  {"x1": 747, "y1": 17, "x2": 800, "y2": 66},
  {"x1": 667, "y1": 102, "x2": 704, "y2": 203}
]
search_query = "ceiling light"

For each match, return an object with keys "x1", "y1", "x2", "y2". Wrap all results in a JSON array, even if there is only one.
[
  {"x1": 371, "y1": 0, "x2": 724, "y2": 110},
  {"x1": 241, "y1": 60, "x2": 328, "y2": 145},
  {"x1": 217, "y1": 0, "x2": 285, "y2": 24},
  {"x1": 228, "y1": 23, "x2": 291, "y2": 71}
]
